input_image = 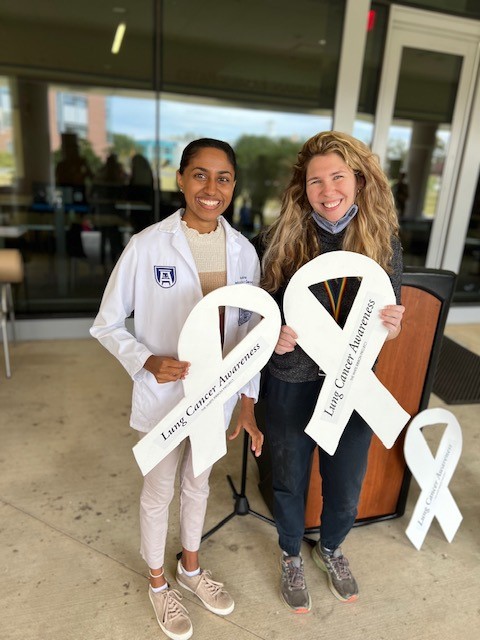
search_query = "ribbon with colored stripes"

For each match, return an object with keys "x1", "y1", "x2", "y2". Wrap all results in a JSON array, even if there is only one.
[{"x1": 324, "y1": 277, "x2": 347, "y2": 323}]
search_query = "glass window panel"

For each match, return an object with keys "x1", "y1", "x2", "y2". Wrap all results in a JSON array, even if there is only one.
[
  {"x1": 1, "y1": 79, "x2": 156, "y2": 316},
  {"x1": 357, "y1": 3, "x2": 389, "y2": 116},
  {"x1": 0, "y1": 0, "x2": 346, "y2": 317},
  {"x1": 358, "y1": 4, "x2": 474, "y2": 118},
  {"x1": 0, "y1": 1, "x2": 154, "y2": 89},
  {"x1": 384, "y1": 48, "x2": 462, "y2": 268},
  {"x1": 2, "y1": 0, "x2": 478, "y2": 316},
  {"x1": 395, "y1": 0, "x2": 480, "y2": 20},
  {"x1": 454, "y1": 174, "x2": 480, "y2": 303},
  {"x1": 162, "y1": 0, "x2": 345, "y2": 109},
  {"x1": 159, "y1": 95, "x2": 332, "y2": 233},
  {"x1": 394, "y1": 49, "x2": 462, "y2": 123},
  {"x1": 3, "y1": 78, "x2": 334, "y2": 315},
  {"x1": 353, "y1": 116, "x2": 375, "y2": 147},
  {"x1": 0, "y1": 79, "x2": 15, "y2": 188}
]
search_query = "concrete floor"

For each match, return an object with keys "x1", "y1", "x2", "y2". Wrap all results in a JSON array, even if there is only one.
[{"x1": 1, "y1": 324, "x2": 479, "y2": 640}]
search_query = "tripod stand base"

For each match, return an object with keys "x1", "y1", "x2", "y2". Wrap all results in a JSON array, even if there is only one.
[
  {"x1": 201, "y1": 474, "x2": 275, "y2": 544},
  {"x1": 176, "y1": 432, "x2": 275, "y2": 561}
]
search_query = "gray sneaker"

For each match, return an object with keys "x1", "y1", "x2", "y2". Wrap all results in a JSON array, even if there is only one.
[
  {"x1": 148, "y1": 586, "x2": 193, "y2": 640},
  {"x1": 176, "y1": 561, "x2": 234, "y2": 616},
  {"x1": 280, "y1": 554, "x2": 312, "y2": 613},
  {"x1": 311, "y1": 544, "x2": 358, "y2": 602}
]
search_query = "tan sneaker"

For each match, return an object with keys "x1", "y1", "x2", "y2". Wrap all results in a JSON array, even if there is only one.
[
  {"x1": 148, "y1": 586, "x2": 193, "y2": 640},
  {"x1": 176, "y1": 560, "x2": 234, "y2": 615}
]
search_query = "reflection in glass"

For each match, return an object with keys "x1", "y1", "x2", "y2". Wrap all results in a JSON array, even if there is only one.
[
  {"x1": 1, "y1": 79, "x2": 332, "y2": 315},
  {"x1": 0, "y1": 81, "x2": 157, "y2": 314},
  {"x1": 403, "y1": 0, "x2": 480, "y2": 20},
  {"x1": 357, "y1": 3, "x2": 389, "y2": 117},
  {"x1": 159, "y1": 96, "x2": 332, "y2": 233},
  {"x1": 0, "y1": 80, "x2": 14, "y2": 189},
  {"x1": 0, "y1": 0, "x2": 344, "y2": 317},
  {"x1": 385, "y1": 48, "x2": 462, "y2": 267},
  {"x1": 353, "y1": 117, "x2": 374, "y2": 147},
  {"x1": 0, "y1": 1, "x2": 154, "y2": 89},
  {"x1": 455, "y1": 175, "x2": 480, "y2": 303},
  {"x1": 162, "y1": 0, "x2": 345, "y2": 110}
]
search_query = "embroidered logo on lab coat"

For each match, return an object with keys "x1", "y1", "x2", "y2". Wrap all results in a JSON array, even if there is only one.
[{"x1": 154, "y1": 266, "x2": 177, "y2": 288}]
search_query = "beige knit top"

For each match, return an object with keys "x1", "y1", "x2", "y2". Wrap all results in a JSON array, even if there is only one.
[{"x1": 181, "y1": 220, "x2": 227, "y2": 295}]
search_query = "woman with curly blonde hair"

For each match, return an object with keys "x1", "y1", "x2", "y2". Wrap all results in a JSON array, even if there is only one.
[{"x1": 255, "y1": 131, "x2": 405, "y2": 613}]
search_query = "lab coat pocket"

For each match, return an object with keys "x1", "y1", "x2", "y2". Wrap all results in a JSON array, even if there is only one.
[{"x1": 132, "y1": 371, "x2": 182, "y2": 429}]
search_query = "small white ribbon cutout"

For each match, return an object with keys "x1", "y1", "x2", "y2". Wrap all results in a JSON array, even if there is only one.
[
  {"x1": 283, "y1": 251, "x2": 410, "y2": 455},
  {"x1": 133, "y1": 284, "x2": 281, "y2": 477},
  {"x1": 404, "y1": 407, "x2": 463, "y2": 550}
]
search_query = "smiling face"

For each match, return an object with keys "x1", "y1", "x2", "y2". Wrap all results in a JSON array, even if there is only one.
[
  {"x1": 305, "y1": 152, "x2": 359, "y2": 223},
  {"x1": 177, "y1": 147, "x2": 236, "y2": 233}
]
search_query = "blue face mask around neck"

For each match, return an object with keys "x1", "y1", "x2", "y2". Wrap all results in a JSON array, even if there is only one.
[{"x1": 311, "y1": 204, "x2": 358, "y2": 235}]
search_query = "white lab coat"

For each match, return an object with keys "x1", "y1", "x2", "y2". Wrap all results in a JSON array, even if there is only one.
[{"x1": 90, "y1": 209, "x2": 261, "y2": 432}]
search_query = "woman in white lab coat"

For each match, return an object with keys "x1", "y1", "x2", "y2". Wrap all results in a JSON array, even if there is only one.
[{"x1": 91, "y1": 138, "x2": 263, "y2": 640}]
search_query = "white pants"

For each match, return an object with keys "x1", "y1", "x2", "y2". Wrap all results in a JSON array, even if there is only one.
[{"x1": 138, "y1": 433, "x2": 213, "y2": 569}]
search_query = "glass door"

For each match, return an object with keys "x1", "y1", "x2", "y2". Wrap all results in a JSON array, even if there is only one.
[{"x1": 371, "y1": 6, "x2": 480, "y2": 270}]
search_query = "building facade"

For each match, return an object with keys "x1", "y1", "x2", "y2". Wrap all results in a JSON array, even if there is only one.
[{"x1": 0, "y1": 0, "x2": 479, "y2": 337}]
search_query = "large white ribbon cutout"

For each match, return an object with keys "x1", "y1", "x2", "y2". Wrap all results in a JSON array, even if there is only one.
[
  {"x1": 404, "y1": 408, "x2": 463, "y2": 550},
  {"x1": 133, "y1": 284, "x2": 281, "y2": 477},
  {"x1": 283, "y1": 251, "x2": 410, "y2": 455}
]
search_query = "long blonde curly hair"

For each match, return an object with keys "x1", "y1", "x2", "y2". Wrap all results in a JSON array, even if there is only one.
[{"x1": 261, "y1": 131, "x2": 400, "y2": 292}]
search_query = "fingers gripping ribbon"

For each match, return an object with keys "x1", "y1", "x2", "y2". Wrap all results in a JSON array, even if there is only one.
[
  {"x1": 404, "y1": 408, "x2": 463, "y2": 550},
  {"x1": 133, "y1": 284, "x2": 281, "y2": 477},
  {"x1": 283, "y1": 251, "x2": 410, "y2": 455}
]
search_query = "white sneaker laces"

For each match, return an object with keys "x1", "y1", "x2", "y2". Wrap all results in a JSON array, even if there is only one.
[
  {"x1": 328, "y1": 554, "x2": 351, "y2": 580},
  {"x1": 285, "y1": 561, "x2": 306, "y2": 590}
]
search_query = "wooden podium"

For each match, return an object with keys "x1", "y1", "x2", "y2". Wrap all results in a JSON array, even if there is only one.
[{"x1": 255, "y1": 268, "x2": 456, "y2": 529}]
